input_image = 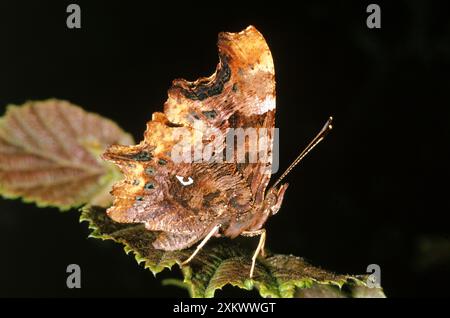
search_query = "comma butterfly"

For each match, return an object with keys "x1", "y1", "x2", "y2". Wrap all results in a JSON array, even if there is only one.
[{"x1": 103, "y1": 26, "x2": 332, "y2": 277}]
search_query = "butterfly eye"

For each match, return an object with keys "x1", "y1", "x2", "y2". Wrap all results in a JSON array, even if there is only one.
[{"x1": 176, "y1": 175, "x2": 194, "y2": 186}]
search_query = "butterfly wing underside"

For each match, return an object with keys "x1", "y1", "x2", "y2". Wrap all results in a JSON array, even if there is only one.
[{"x1": 103, "y1": 26, "x2": 276, "y2": 250}]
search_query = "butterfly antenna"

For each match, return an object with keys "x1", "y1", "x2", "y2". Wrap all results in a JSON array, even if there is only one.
[{"x1": 272, "y1": 116, "x2": 334, "y2": 188}]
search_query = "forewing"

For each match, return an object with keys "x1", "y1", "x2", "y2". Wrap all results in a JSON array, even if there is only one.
[{"x1": 162, "y1": 25, "x2": 276, "y2": 205}]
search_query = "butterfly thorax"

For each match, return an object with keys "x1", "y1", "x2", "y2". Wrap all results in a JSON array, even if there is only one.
[{"x1": 221, "y1": 183, "x2": 289, "y2": 238}]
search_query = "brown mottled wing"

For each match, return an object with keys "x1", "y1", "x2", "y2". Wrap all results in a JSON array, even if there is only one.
[
  {"x1": 104, "y1": 143, "x2": 253, "y2": 249},
  {"x1": 163, "y1": 25, "x2": 276, "y2": 206},
  {"x1": 103, "y1": 25, "x2": 275, "y2": 250},
  {"x1": 152, "y1": 232, "x2": 201, "y2": 251}
]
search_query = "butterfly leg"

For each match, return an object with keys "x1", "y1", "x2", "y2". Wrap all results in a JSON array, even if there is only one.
[
  {"x1": 181, "y1": 224, "x2": 221, "y2": 266},
  {"x1": 241, "y1": 229, "x2": 266, "y2": 278}
]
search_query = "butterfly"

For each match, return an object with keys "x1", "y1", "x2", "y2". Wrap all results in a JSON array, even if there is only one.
[{"x1": 103, "y1": 25, "x2": 332, "y2": 278}]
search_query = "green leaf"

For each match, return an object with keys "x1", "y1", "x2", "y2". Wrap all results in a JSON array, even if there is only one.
[
  {"x1": 80, "y1": 205, "x2": 386, "y2": 298},
  {"x1": 0, "y1": 99, "x2": 134, "y2": 210}
]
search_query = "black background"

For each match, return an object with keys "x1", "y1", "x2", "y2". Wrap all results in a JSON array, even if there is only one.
[{"x1": 0, "y1": 0, "x2": 449, "y2": 297}]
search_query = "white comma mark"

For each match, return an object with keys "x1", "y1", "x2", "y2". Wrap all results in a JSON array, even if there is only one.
[{"x1": 176, "y1": 175, "x2": 194, "y2": 186}]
